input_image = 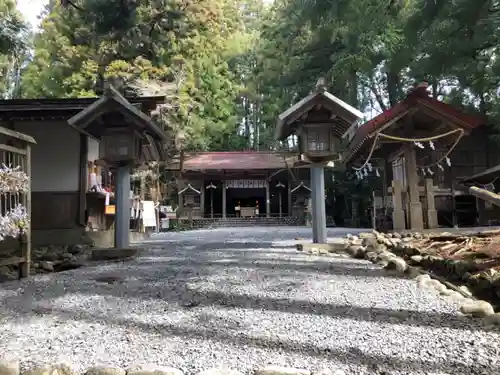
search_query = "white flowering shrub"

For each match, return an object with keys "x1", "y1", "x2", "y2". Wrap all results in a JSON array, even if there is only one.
[
  {"x1": 0, "y1": 165, "x2": 29, "y2": 193},
  {"x1": 0, "y1": 164, "x2": 30, "y2": 241}
]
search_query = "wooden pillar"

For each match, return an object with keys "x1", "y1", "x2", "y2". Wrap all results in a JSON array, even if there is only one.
[
  {"x1": 391, "y1": 180, "x2": 406, "y2": 231},
  {"x1": 404, "y1": 145, "x2": 424, "y2": 230},
  {"x1": 200, "y1": 180, "x2": 205, "y2": 218},
  {"x1": 476, "y1": 197, "x2": 487, "y2": 226},
  {"x1": 287, "y1": 179, "x2": 292, "y2": 216},
  {"x1": 177, "y1": 179, "x2": 184, "y2": 218},
  {"x1": 265, "y1": 180, "x2": 270, "y2": 218},
  {"x1": 222, "y1": 180, "x2": 227, "y2": 218},
  {"x1": 424, "y1": 178, "x2": 438, "y2": 229}
]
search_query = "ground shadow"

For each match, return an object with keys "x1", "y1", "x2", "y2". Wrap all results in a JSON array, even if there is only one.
[{"x1": 23, "y1": 304, "x2": 498, "y2": 375}]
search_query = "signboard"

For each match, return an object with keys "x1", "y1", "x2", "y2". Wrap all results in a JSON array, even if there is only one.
[
  {"x1": 226, "y1": 179, "x2": 265, "y2": 189},
  {"x1": 142, "y1": 201, "x2": 157, "y2": 228}
]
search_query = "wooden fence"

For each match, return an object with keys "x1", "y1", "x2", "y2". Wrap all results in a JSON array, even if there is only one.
[{"x1": 0, "y1": 126, "x2": 35, "y2": 278}]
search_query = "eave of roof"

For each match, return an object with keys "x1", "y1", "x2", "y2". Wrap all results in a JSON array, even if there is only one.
[
  {"x1": 167, "y1": 151, "x2": 297, "y2": 171},
  {"x1": 67, "y1": 84, "x2": 167, "y2": 142},
  {"x1": 461, "y1": 165, "x2": 500, "y2": 185},
  {"x1": 343, "y1": 87, "x2": 485, "y2": 164},
  {"x1": 276, "y1": 90, "x2": 364, "y2": 140}
]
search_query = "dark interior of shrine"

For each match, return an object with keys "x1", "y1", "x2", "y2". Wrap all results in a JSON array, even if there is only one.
[{"x1": 227, "y1": 188, "x2": 266, "y2": 216}]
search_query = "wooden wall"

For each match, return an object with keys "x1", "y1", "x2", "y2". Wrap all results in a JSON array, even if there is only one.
[{"x1": 31, "y1": 192, "x2": 80, "y2": 230}]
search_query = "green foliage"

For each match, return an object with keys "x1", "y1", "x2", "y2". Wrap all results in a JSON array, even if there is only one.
[
  {"x1": 18, "y1": 0, "x2": 265, "y2": 153},
  {"x1": 0, "y1": 0, "x2": 29, "y2": 98}
]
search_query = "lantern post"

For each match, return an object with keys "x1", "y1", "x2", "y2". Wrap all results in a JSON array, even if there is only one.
[{"x1": 275, "y1": 79, "x2": 363, "y2": 243}]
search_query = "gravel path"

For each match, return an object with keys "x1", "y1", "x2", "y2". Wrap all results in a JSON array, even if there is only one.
[{"x1": 1, "y1": 227, "x2": 499, "y2": 375}]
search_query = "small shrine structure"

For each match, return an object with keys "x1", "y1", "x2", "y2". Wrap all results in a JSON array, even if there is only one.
[{"x1": 344, "y1": 84, "x2": 486, "y2": 230}]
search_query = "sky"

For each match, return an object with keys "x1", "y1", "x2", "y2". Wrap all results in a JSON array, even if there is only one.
[{"x1": 17, "y1": 0, "x2": 47, "y2": 30}]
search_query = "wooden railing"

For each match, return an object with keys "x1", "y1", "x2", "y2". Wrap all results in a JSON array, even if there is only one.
[{"x1": 0, "y1": 126, "x2": 35, "y2": 278}]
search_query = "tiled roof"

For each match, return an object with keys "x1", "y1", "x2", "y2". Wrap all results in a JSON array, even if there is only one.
[
  {"x1": 181, "y1": 152, "x2": 292, "y2": 170},
  {"x1": 344, "y1": 87, "x2": 485, "y2": 163}
]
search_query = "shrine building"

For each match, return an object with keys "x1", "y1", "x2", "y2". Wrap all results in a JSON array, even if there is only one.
[{"x1": 165, "y1": 151, "x2": 323, "y2": 225}]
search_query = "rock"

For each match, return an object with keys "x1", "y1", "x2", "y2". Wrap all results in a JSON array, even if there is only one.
[
  {"x1": 446, "y1": 291, "x2": 467, "y2": 301},
  {"x1": 0, "y1": 359, "x2": 19, "y2": 375},
  {"x1": 358, "y1": 232, "x2": 373, "y2": 239},
  {"x1": 22, "y1": 364, "x2": 77, "y2": 375},
  {"x1": 484, "y1": 313, "x2": 500, "y2": 326},
  {"x1": 365, "y1": 251, "x2": 379, "y2": 263},
  {"x1": 60, "y1": 253, "x2": 76, "y2": 261},
  {"x1": 404, "y1": 266, "x2": 420, "y2": 278},
  {"x1": 460, "y1": 300, "x2": 495, "y2": 317},
  {"x1": 91, "y1": 248, "x2": 140, "y2": 261},
  {"x1": 39, "y1": 261, "x2": 54, "y2": 272},
  {"x1": 416, "y1": 274, "x2": 431, "y2": 289},
  {"x1": 0, "y1": 266, "x2": 17, "y2": 282},
  {"x1": 361, "y1": 238, "x2": 378, "y2": 247},
  {"x1": 410, "y1": 255, "x2": 423, "y2": 265},
  {"x1": 53, "y1": 259, "x2": 85, "y2": 272},
  {"x1": 127, "y1": 365, "x2": 184, "y2": 375},
  {"x1": 427, "y1": 279, "x2": 447, "y2": 293},
  {"x1": 294, "y1": 237, "x2": 304, "y2": 241},
  {"x1": 385, "y1": 257, "x2": 407, "y2": 272},
  {"x1": 392, "y1": 232, "x2": 402, "y2": 239},
  {"x1": 458, "y1": 285, "x2": 473, "y2": 297},
  {"x1": 413, "y1": 233, "x2": 423, "y2": 240},
  {"x1": 85, "y1": 367, "x2": 126, "y2": 375},
  {"x1": 195, "y1": 369, "x2": 240, "y2": 375},
  {"x1": 67, "y1": 244, "x2": 85, "y2": 255},
  {"x1": 254, "y1": 367, "x2": 310, "y2": 375}
]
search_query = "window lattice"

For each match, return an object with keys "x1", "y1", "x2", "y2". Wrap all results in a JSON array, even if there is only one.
[{"x1": 306, "y1": 129, "x2": 330, "y2": 152}]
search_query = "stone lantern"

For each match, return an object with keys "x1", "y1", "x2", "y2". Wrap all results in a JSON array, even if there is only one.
[
  {"x1": 69, "y1": 84, "x2": 167, "y2": 249},
  {"x1": 275, "y1": 79, "x2": 363, "y2": 243}
]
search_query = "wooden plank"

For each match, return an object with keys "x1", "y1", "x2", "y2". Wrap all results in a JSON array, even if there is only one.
[
  {"x1": 0, "y1": 143, "x2": 27, "y2": 155},
  {"x1": 0, "y1": 125, "x2": 36, "y2": 144},
  {"x1": 469, "y1": 186, "x2": 500, "y2": 207},
  {"x1": 19, "y1": 144, "x2": 31, "y2": 278},
  {"x1": 0, "y1": 256, "x2": 26, "y2": 267}
]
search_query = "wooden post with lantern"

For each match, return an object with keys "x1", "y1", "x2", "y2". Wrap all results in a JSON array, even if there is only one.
[
  {"x1": 275, "y1": 78, "x2": 364, "y2": 243},
  {"x1": 68, "y1": 83, "x2": 167, "y2": 249}
]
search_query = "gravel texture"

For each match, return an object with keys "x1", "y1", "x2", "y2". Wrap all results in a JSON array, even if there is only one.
[{"x1": 1, "y1": 227, "x2": 500, "y2": 375}]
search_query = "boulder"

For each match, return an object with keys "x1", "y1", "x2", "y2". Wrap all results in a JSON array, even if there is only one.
[
  {"x1": 85, "y1": 367, "x2": 126, "y2": 375},
  {"x1": 254, "y1": 367, "x2": 310, "y2": 375},
  {"x1": 0, "y1": 359, "x2": 19, "y2": 375},
  {"x1": 39, "y1": 261, "x2": 54, "y2": 272},
  {"x1": 91, "y1": 248, "x2": 140, "y2": 261}
]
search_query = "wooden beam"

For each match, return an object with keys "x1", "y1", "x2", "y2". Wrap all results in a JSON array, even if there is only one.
[
  {"x1": 469, "y1": 186, "x2": 500, "y2": 207},
  {"x1": 78, "y1": 134, "x2": 88, "y2": 226}
]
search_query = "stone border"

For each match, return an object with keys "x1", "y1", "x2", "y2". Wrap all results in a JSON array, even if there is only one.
[
  {"x1": 295, "y1": 231, "x2": 500, "y2": 328},
  {"x1": 0, "y1": 362, "x2": 346, "y2": 375}
]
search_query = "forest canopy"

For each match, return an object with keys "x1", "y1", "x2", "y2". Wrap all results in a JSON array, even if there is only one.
[{"x1": 2, "y1": 0, "x2": 500, "y2": 152}]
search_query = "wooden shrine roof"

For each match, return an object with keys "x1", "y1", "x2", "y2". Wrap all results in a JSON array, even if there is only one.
[
  {"x1": 461, "y1": 164, "x2": 500, "y2": 185},
  {"x1": 276, "y1": 88, "x2": 364, "y2": 140},
  {"x1": 167, "y1": 152, "x2": 297, "y2": 171},
  {"x1": 344, "y1": 86, "x2": 484, "y2": 164},
  {"x1": 0, "y1": 95, "x2": 164, "y2": 121}
]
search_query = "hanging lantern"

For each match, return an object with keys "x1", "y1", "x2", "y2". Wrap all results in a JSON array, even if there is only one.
[
  {"x1": 427, "y1": 167, "x2": 434, "y2": 176},
  {"x1": 363, "y1": 168, "x2": 368, "y2": 177},
  {"x1": 367, "y1": 163, "x2": 373, "y2": 172},
  {"x1": 375, "y1": 168, "x2": 380, "y2": 177},
  {"x1": 429, "y1": 141, "x2": 435, "y2": 150},
  {"x1": 437, "y1": 163, "x2": 444, "y2": 171},
  {"x1": 421, "y1": 168, "x2": 426, "y2": 176},
  {"x1": 445, "y1": 156, "x2": 451, "y2": 167}
]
